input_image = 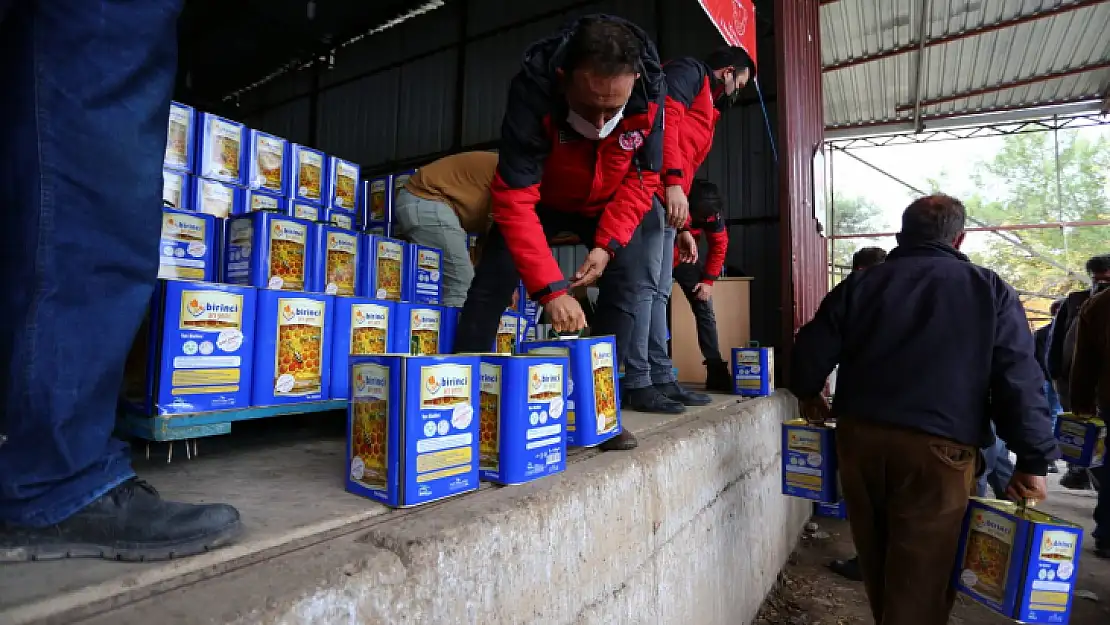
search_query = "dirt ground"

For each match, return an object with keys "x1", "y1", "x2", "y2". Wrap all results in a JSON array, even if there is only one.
[{"x1": 756, "y1": 475, "x2": 1109, "y2": 625}]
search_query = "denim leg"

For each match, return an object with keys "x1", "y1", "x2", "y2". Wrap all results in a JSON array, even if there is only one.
[
  {"x1": 987, "y1": 439, "x2": 1015, "y2": 500},
  {"x1": 612, "y1": 198, "x2": 664, "y2": 390},
  {"x1": 0, "y1": 0, "x2": 183, "y2": 527},
  {"x1": 392, "y1": 190, "x2": 474, "y2": 307},
  {"x1": 594, "y1": 214, "x2": 649, "y2": 372},
  {"x1": 648, "y1": 226, "x2": 677, "y2": 385},
  {"x1": 673, "y1": 262, "x2": 723, "y2": 362}
]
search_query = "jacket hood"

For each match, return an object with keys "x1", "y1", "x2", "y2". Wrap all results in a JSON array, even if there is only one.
[{"x1": 518, "y1": 14, "x2": 665, "y2": 116}]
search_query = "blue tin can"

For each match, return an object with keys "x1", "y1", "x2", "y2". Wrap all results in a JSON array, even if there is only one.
[
  {"x1": 247, "y1": 130, "x2": 289, "y2": 196},
  {"x1": 252, "y1": 290, "x2": 334, "y2": 405},
  {"x1": 194, "y1": 177, "x2": 245, "y2": 219},
  {"x1": 196, "y1": 113, "x2": 246, "y2": 185},
  {"x1": 955, "y1": 498, "x2": 1084, "y2": 623},
  {"x1": 732, "y1": 347, "x2": 775, "y2": 396},
  {"x1": 290, "y1": 201, "x2": 322, "y2": 223},
  {"x1": 313, "y1": 224, "x2": 362, "y2": 297},
  {"x1": 494, "y1": 311, "x2": 525, "y2": 354},
  {"x1": 362, "y1": 176, "x2": 393, "y2": 226},
  {"x1": 324, "y1": 208, "x2": 356, "y2": 230},
  {"x1": 402, "y1": 243, "x2": 443, "y2": 305},
  {"x1": 290, "y1": 144, "x2": 327, "y2": 205},
  {"x1": 392, "y1": 303, "x2": 454, "y2": 355},
  {"x1": 1053, "y1": 413, "x2": 1106, "y2": 468},
  {"x1": 164, "y1": 101, "x2": 195, "y2": 173},
  {"x1": 123, "y1": 279, "x2": 256, "y2": 415},
  {"x1": 364, "y1": 221, "x2": 391, "y2": 237},
  {"x1": 330, "y1": 297, "x2": 395, "y2": 399},
  {"x1": 245, "y1": 189, "x2": 287, "y2": 214},
  {"x1": 781, "y1": 420, "x2": 838, "y2": 503},
  {"x1": 393, "y1": 169, "x2": 416, "y2": 198},
  {"x1": 515, "y1": 282, "x2": 540, "y2": 324},
  {"x1": 328, "y1": 156, "x2": 360, "y2": 211},
  {"x1": 158, "y1": 208, "x2": 218, "y2": 282},
  {"x1": 346, "y1": 354, "x2": 481, "y2": 507},
  {"x1": 162, "y1": 169, "x2": 192, "y2": 210},
  {"x1": 813, "y1": 500, "x2": 848, "y2": 519},
  {"x1": 520, "y1": 335, "x2": 621, "y2": 447},
  {"x1": 360, "y1": 234, "x2": 406, "y2": 301},
  {"x1": 224, "y1": 211, "x2": 318, "y2": 292}
]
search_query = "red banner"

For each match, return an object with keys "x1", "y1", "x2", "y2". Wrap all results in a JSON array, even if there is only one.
[{"x1": 697, "y1": 0, "x2": 759, "y2": 70}]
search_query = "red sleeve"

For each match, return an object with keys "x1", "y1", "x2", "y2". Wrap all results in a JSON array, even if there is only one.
[
  {"x1": 594, "y1": 100, "x2": 665, "y2": 252},
  {"x1": 660, "y1": 59, "x2": 707, "y2": 189},
  {"x1": 701, "y1": 228, "x2": 729, "y2": 284}
]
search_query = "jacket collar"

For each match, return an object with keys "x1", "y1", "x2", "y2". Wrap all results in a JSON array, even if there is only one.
[{"x1": 886, "y1": 240, "x2": 969, "y2": 262}]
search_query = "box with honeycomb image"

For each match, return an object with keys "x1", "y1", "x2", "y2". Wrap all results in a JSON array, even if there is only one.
[
  {"x1": 248, "y1": 130, "x2": 289, "y2": 196},
  {"x1": 164, "y1": 101, "x2": 195, "y2": 173},
  {"x1": 291, "y1": 144, "x2": 326, "y2": 205},
  {"x1": 223, "y1": 212, "x2": 319, "y2": 293},
  {"x1": 477, "y1": 355, "x2": 567, "y2": 485},
  {"x1": 330, "y1": 297, "x2": 394, "y2": 399},
  {"x1": 313, "y1": 225, "x2": 361, "y2": 297},
  {"x1": 252, "y1": 290, "x2": 334, "y2": 406},
  {"x1": 345, "y1": 354, "x2": 481, "y2": 508},
  {"x1": 521, "y1": 335, "x2": 621, "y2": 448},
  {"x1": 492, "y1": 312, "x2": 523, "y2": 354},
  {"x1": 328, "y1": 156, "x2": 360, "y2": 210},
  {"x1": 196, "y1": 113, "x2": 245, "y2": 185},
  {"x1": 162, "y1": 169, "x2": 192, "y2": 210},
  {"x1": 360, "y1": 234, "x2": 405, "y2": 302},
  {"x1": 194, "y1": 177, "x2": 244, "y2": 219},
  {"x1": 361, "y1": 176, "x2": 392, "y2": 225}
]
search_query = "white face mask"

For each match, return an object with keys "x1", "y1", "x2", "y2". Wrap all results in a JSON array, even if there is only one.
[{"x1": 567, "y1": 106, "x2": 625, "y2": 141}]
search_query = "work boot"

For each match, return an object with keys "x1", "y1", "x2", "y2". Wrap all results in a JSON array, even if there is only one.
[
  {"x1": 704, "y1": 359, "x2": 733, "y2": 393},
  {"x1": 0, "y1": 478, "x2": 242, "y2": 562},
  {"x1": 1059, "y1": 467, "x2": 1092, "y2": 490},
  {"x1": 624, "y1": 386, "x2": 685, "y2": 414},
  {"x1": 828, "y1": 556, "x2": 863, "y2": 582},
  {"x1": 600, "y1": 429, "x2": 639, "y2": 451},
  {"x1": 655, "y1": 381, "x2": 712, "y2": 407}
]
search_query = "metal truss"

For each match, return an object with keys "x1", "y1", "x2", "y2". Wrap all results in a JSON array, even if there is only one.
[{"x1": 825, "y1": 113, "x2": 1110, "y2": 150}]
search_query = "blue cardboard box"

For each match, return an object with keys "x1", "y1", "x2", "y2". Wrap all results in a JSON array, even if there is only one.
[
  {"x1": 162, "y1": 169, "x2": 192, "y2": 210},
  {"x1": 494, "y1": 311, "x2": 525, "y2": 354},
  {"x1": 196, "y1": 113, "x2": 246, "y2": 185},
  {"x1": 328, "y1": 156, "x2": 360, "y2": 211},
  {"x1": 313, "y1": 225, "x2": 362, "y2": 297},
  {"x1": 158, "y1": 208, "x2": 218, "y2": 282},
  {"x1": 245, "y1": 189, "x2": 287, "y2": 214},
  {"x1": 124, "y1": 280, "x2": 256, "y2": 415},
  {"x1": 814, "y1": 500, "x2": 848, "y2": 520},
  {"x1": 393, "y1": 303, "x2": 452, "y2": 355},
  {"x1": 252, "y1": 290, "x2": 334, "y2": 405},
  {"x1": 329, "y1": 297, "x2": 395, "y2": 399},
  {"x1": 325, "y1": 208, "x2": 356, "y2": 230},
  {"x1": 478, "y1": 355, "x2": 568, "y2": 485},
  {"x1": 291, "y1": 144, "x2": 326, "y2": 205},
  {"x1": 955, "y1": 498, "x2": 1084, "y2": 623},
  {"x1": 346, "y1": 354, "x2": 481, "y2": 508},
  {"x1": 360, "y1": 234, "x2": 405, "y2": 301},
  {"x1": 520, "y1": 336, "x2": 621, "y2": 447},
  {"x1": 247, "y1": 130, "x2": 289, "y2": 196},
  {"x1": 732, "y1": 347, "x2": 775, "y2": 396},
  {"x1": 164, "y1": 101, "x2": 195, "y2": 173},
  {"x1": 1053, "y1": 413, "x2": 1106, "y2": 468},
  {"x1": 402, "y1": 243, "x2": 443, "y2": 305},
  {"x1": 195, "y1": 177, "x2": 245, "y2": 219},
  {"x1": 781, "y1": 420, "x2": 838, "y2": 503},
  {"x1": 224, "y1": 211, "x2": 318, "y2": 292},
  {"x1": 362, "y1": 176, "x2": 392, "y2": 226},
  {"x1": 290, "y1": 201, "x2": 321, "y2": 223}
]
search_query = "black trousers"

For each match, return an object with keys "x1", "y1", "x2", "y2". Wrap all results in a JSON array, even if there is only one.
[
  {"x1": 454, "y1": 206, "x2": 646, "y2": 357},
  {"x1": 672, "y1": 262, "x2": 723, "y2": 363}
]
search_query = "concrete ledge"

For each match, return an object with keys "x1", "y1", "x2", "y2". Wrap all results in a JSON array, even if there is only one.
[{"x1": 24, "y1": 393, "x2": 810, "y2": 625}]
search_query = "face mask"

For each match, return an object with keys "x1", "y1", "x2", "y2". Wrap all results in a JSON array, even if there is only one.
[{"x1": 567, "y1": 106, "x2": 624, "y2": 141}]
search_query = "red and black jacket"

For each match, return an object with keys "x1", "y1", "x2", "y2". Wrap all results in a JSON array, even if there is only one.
[
  {"x1": 675, "y1": 210, "x2": 729, "y2": 285},
  {"x1": 490, "y1": 15, "x2": 666, "y2": 304},
  {"x1": 660, "y1": 57, "x2": 720, "y2": 194}
]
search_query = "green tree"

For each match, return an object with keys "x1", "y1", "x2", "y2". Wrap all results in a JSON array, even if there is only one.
[{"x1": 828, "y1": 194, "x2": 887, "y2": 285}]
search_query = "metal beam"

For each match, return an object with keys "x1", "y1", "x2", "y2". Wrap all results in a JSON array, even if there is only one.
[
  {"x1": 825, "y1": 99, "x2": 1104, "y2": 137},
  {"x1": 911, "y1": 0, "x2": 932, "y2": 132},
  {"x1": 825, "y1": 113, "x2": 1110, "y2": 149},
  {"x1": 829, "y1": 220, "x2": 1110, "y2": 239},
  {"x1": 823, "y1": 0, "x2": 1108, "y2": 72},
  {"x1": 895, "y1": 61, "x2": 1110, "y2": 113}
]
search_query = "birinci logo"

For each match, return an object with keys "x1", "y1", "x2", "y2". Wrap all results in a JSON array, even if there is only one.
[
  {"x1": 420, "y1": 364, "x2": 472, "y2": 407},
  {"x1": 353, "y1": 304, "x2": 388, "y2": 328},
  {"x1": 352, "y1": 363, "x2": 388, "y2": 399},
  {"x1": 425, "y1": 373, "x2": 468, "y2": 395},
  {"x1": 187, "y1": 297, "x2": 238, "y2": 318},
  {"x1": 271, "y1": 221, "x2": 306, "y2": 243},
  {"x1": 279, "y1": 299, "x2": 324, "y2": 326},
  {"x1": 164, "y1": 215, "x2": 204, "y2": 238},
  {"x1": 972, "y1": 512, "x2": 1014, "y2": 538},
  {"x1": 417, "y1": 248, "x2": 440, "y2": 270},
  {"x1": 180, "y1": 291, "x2": 243, "y2": 329}
]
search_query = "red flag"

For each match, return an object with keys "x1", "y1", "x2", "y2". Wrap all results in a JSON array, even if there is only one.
[{"x1": 697, "y1": 0, "x2": 759, "y2": 70}]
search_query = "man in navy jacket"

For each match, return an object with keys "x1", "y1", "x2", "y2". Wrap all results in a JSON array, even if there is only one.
[{"x1": 790, "y1": 194, "x2": 1058, "y2": 624}]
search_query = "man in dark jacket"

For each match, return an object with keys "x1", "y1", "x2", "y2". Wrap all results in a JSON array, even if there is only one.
[
  {"x1": 790, "y1": 194, "x2": 1058, "y2": 625},
  {"x1": 1034, "y1": 298, "x2": 1064, "y2": 475},
  {"x1": 453, "y1": 15, "x2": 665, "y2": 450},
  {"x1": 1048, "y1": 255, "x2": 1110, "y2": 488}
]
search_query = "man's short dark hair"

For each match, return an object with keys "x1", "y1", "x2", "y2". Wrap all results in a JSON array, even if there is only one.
[
  {"x1": 705, "y1": 46, "x2": 756, "y2": 77},
  {"x1": 851, "y1": 247, "x2": 887, "y2": 271},
  {"x1": 563, "y1": 16, "x2": 642, "y2": 76},
  {"x1": 688, "y1": 179, "x2": 723, "y2": 218},
  {"x1": 1085, "y1": 254, "x2": 1110, "y2": 275},
  {"x1": 898, "y1": 194, "x2": 966, "y2": 246}
]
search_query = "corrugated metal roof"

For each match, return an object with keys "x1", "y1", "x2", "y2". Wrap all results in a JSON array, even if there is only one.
[{"x1": 820, "y1": 0, "x2": 1110, "y2": 131}]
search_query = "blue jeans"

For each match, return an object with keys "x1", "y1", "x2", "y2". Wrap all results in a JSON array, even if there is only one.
[
  {"x1": 977, "y1": 436, "x2": 1015, "y2": 499},
  {"x1": 0, "y1": 0, "x2": 182, "y2": 527},
  {"x1": 622, "y1": 198, "x2": 676, "y2": 389},
  {"x1": 1045, "y1": 380, "x2": 1062, "y2": 429}
]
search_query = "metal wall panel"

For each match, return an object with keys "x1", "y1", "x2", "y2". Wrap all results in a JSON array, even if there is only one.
[
  {"x1": 315, "y1": 70, "x2": 401, "y2": 166},
  {"x1": 243, "y1": 97, "x2": 313, "y2": 147},
  {"x1": 397, "y1": 49, "x2": 459, "y2": 159},
  {"x1": 729, "y1": 222, "x2": 782, "y2": 347},
  {"x1": 465, "y1": 0, "x2": 587, "y2": 37}
]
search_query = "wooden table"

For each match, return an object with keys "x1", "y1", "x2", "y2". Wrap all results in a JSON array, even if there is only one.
[{"x1": 670, "y1": 277, "x2": 752, "y2": 384}]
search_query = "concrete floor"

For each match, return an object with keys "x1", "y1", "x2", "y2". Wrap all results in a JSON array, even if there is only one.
[{"x1": 0, "y1": 394, "x2": 744, "y2": 625}]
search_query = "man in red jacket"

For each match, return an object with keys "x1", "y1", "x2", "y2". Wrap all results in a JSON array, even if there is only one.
[
  {"x1": 453, "y1": 15, "x2": 665, "y2": 450},
  {"x1": 614, "y1": 46, "x2": 753, "y2": 412}
]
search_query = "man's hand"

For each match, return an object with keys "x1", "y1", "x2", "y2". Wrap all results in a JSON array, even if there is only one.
[
  {"x1": 570, "y1": 247, "x2": 610, "y2": 288},
  {"x1": 1005, "y1": 472, "x2": 1048, "y2": 505},
  {"x1": 545, "y1": 294, "x2": 587, "y2": 334},
  {"x1": 676, "y1": 230, "x2": 698, "y2": 264},
  {"x1": 799, "y1": 396, "x2": 832, "y2": 425},
  {"x1": 665, "y1": 185, "x2": 689, "y2": 229},
  {"x1": 692, "y1": 282, "x2": 713, "y2": 302}
]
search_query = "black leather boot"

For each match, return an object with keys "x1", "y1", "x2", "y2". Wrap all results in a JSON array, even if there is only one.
[{"x1": 704, "y1": 359, "x2": 733, "y2": 393}]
